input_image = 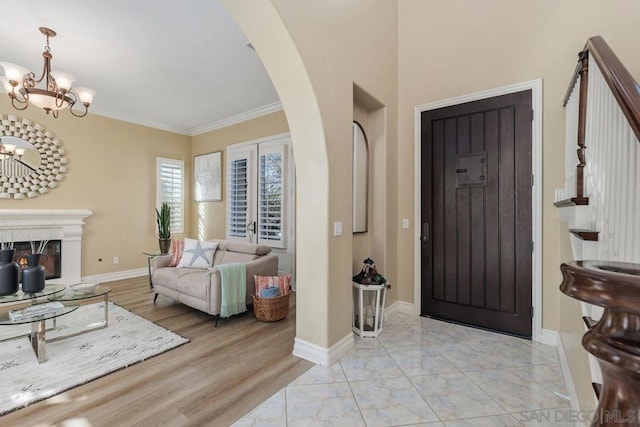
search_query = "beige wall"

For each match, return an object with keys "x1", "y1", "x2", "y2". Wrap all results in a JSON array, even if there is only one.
[
  {"x1": 225, "y1": 0, "x2": 398, "y2": 347},
  {"x1": 0, "y1": 97, "x2": 191, "y2": 276},
  {"x1": 0, "y1": 99, "x2": 288, "y2": 277},
  {"x1": 397, "y1": 0, "x2": 640, "y2": 411},
  {"x1": 271, "y1": 0, "x2": 399, "y2": 345},
  {"x1": 0, "y1": 102, "x2": 288, "y2": 278},
  {"x1": 397, "y1": 0, "x2": 640, "y2": 328},
  {"x1": 190, "y1": 110, "x2": 289, "y2": 241}
]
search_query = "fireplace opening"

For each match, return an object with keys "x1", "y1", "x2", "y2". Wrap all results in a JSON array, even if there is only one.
[{"x1": 12, "y1": 240, "x2": 62, "y2": 281}]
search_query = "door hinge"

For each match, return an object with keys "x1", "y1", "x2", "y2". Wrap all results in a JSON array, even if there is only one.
[
  {"x1": 531, "y1": 306, "x2": 534, "y2": 318},
  {"x1": 532, "y1": 174, "x2": 534, "y2": 187},
  {"x1": 531, "y1": 109, "x2": 535, "y2": 121},
  {"x1": 531, "y1": 241, "x2": 534, "y2": 252}
]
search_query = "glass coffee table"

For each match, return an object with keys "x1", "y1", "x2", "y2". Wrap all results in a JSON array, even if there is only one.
[
  {"x1": 0, "y1": 284, "x2": 77, "y2": 363},
  {"x1": 49, "y1": 284, "x2": 112, "y2": 336},
  {"x1": 0, "y1": 283, "x2": 112, "y2": 363}
]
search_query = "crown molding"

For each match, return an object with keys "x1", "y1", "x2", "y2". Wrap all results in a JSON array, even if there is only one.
[
  {"x1": 88, "y1": 107, "x2": 192, "y2": 135},
  {"x1": 0, "y1": 87, "x2": 283, "y2": 137},
  {"x1": 189, "y1": 101, "x2": 283, "y2": 136}
]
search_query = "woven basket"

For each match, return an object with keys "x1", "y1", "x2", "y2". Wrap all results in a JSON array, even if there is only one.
[{"x1": 253, "y1": 293, "x2": 289, "y2": 322}]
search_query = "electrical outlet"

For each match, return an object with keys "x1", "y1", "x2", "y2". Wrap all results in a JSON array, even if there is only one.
[
  {"x1": 402, "y1": 218, "x2": 409, "y2": 229},
  {"x1": 113, "y1": 256, "x2": 119, "y2": 264}
]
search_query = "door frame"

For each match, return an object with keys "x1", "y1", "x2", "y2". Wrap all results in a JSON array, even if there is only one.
[
  {"x1": 412, "y1": 79, "x2": 544, "y2": 342},
  {"x1": 225, "y1": 132, "x2": 296, "y2": 286}
]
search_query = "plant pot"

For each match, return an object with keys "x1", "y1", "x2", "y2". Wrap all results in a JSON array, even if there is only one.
[
  {"x1": 21, "y1": 253, "x2": 46, "y2": 294},
  {"x1": 158, "y1": 238, "x2": 171, "y2": 255},
  {"x1": 0, "y1": 249, "x2": 19, "y2": 296}
]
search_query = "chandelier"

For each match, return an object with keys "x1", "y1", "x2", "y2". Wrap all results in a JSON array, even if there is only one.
[
  {"x1": 0, "y1": 27, "x2": 95, "y2": 118},
  {"x1": 0, "y1": 138, "x2": 25, "y2": 161}
]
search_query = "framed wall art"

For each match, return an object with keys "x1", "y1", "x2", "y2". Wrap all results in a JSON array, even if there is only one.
[{"x1": 194, "y1": 151, "x2": 222, "y2": 202}]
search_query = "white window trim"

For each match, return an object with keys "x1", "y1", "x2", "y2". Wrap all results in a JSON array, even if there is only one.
[
  {"x1": 156, "y1": 157, "x2": 185, "y2": 235},
  {"x1": 226, "y1": 147, "x2": 256, "y2": 241},
  {"x1": 258, "y1": 141, "x2": 287, "y2": 248}
]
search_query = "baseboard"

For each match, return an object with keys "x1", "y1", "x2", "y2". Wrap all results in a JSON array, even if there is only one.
[
  {"x1": 557, "y1": 334, "x2": 584, "y2": 425},
  {"x1": 398, "y1": 301, "x2": 416, "y2": 314},
  {"x1": 537, "y1": 328, "x2": 559, "y2": 346},
  {"x1": 385, "y1": 301, "x2": 400, "y2": 320},
  {"x1": 385, "y1": 300, "x2": 417, "y2": 320},
  {"x1": 292, "y1": 332, "x2": 354, "y2": 366},
  {"x1": 82, "y1": 268, "x2": 147, "y2": 284}
]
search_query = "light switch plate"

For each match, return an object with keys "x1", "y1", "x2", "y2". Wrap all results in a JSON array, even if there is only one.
[
  {"x1": 402, "y1": 218, "x2": 409, "y2": 229},
  {"x1": 333, "y1": 221, "x2": 343, "y2": 236}
]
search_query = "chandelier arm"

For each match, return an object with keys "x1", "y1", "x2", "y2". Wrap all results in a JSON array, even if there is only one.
[
  {"x1": 10, "y1": 96, "x2": 28, "y2": 111},
  {"x1": 29, "y1": 55, "x2": 50, "y2": 88},
  {"x1": 8, "y1": 87, "x2": 27, "y2": 105},
  {"x1": 69, "y1": 104, "x2": 89, "y2": 118},
  {"x1": 22, "y1": 72, "x2": 36, "y2": 89},
  {"x1": 55, "y1": 91, "x2": 67, "y2": 109}
]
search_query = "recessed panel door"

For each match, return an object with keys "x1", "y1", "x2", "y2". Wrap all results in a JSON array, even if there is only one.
[{"x1": 420, "y1": 90, "x2": 533, "y2": 337}]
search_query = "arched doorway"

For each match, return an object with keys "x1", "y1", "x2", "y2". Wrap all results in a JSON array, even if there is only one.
[{"x1": 222, "y1": 0, "x2": 335, "y2": 362}]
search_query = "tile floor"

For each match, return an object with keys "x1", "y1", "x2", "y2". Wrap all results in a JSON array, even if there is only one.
[{"x1": 233, "y1": 312, "x2": 574, "y2": 427}]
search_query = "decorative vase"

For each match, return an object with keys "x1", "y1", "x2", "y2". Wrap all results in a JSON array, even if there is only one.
[
  {"x1": 21, "y1": 253, "x2": 45, "y2": 294},
  {"x1": 0, "y1": 249, "x2": 19, "y2": 296},
  {"x1": 158, "y1": 238, "x2": 171, "y2": 255}
]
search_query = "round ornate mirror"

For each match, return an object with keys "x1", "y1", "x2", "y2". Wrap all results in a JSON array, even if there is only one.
[
  {"x1": 0, "y1": 114, "x2": 68, "y2": 199},
  {"x1": 0, "y1": 135, "x2": 41, "y2": 177}
]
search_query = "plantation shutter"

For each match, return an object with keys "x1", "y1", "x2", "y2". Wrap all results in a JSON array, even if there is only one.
[
  {"x1": 226, "y1": 147, "x2": 256, "y2": 241},
  {"x1": 258, "y1": 144, "x2": 286, "y2": 248},
  {"x1": 156, "y1": 157, "x2": 184, "y2": 234}
]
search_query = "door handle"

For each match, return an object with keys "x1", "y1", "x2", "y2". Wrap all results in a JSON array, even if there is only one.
[
  {"x1": 421, "y1": 222, "x2": 429, "y2": 243},
  {"x1": 246, "y1": 221, "x2": 257, "y2": 234}
]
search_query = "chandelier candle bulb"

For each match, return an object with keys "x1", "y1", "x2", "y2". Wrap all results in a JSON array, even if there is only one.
[
  {"x1": 49, "y1": 71, "x2": 76, "y2": 92},
  {"x1": 75, "y1": 87, "x2": 96, "y2": 105},
  {"x1": 0, "y1": 62, "x2": 29, "y2": 83}
]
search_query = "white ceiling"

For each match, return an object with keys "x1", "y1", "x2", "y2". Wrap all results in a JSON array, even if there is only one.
[{"x1": 0, "y1": 0, "x2": 280, "y2": 135}]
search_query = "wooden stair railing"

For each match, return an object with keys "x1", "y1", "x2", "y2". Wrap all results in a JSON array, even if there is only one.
[
  {"x1": 561, "y1": 261, "x2": 640, "y2": 426},
  {"x1": 557, "y1": 35, "x2": 640, "y2": 208},
  {"x1": 559, "y1": 36, "x2": 640, "y2": 426},
  {"x1": 569, "y1": 229, "x2": 599, "y2": 242}
]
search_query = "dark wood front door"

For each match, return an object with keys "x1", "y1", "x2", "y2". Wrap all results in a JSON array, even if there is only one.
[{"x1": 420, "y1": 90, "x2": 533, "y2": 337}]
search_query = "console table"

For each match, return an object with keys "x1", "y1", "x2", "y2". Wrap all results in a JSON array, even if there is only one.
[{"x1": 143, "y1": 252, "x2": 165, "y2": 289}]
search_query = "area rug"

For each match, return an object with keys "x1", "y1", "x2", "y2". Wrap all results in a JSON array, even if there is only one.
[{"x1": 0, "y1": 302, "x2": 189, "y2": 416}]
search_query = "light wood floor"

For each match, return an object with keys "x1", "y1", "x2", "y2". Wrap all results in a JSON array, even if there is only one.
[{"x1": 2, "y1": 276, "x2": 312, "y2": 427}]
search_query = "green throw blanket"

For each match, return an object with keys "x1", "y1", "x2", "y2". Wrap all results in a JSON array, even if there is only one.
[{"x1": 214, "y1": 263, "x2": 247, "y2": 317}]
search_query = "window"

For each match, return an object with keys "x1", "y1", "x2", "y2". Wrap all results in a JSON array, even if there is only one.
[
  {"x1": 156, "y1": 157, "x2": 184, "y2": 234},
  {"x1": 228, "y1": 156, "x2": 251, "y2": 238},
  {"x1": 226, "y1": 139, "x2": 288, "y2": 249},
  {"x1": 258, "y1": 147, "x2": 285, "y2": 247}
]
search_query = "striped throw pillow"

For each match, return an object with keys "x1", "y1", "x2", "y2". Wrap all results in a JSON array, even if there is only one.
[
  {"x1": 254, "y1": 275, "x2": 291, "y2": 298},
  {"x1": 168, "y1": 238, "x2": 184, "y2": 267}
]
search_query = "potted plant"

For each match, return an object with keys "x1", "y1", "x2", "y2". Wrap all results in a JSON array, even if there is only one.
[{"x1": 156, "y1": 202, "x2": 171, "y2": 254}]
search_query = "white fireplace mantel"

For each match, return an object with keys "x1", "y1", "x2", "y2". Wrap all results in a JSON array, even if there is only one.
[{"x1": 0, "y1": 209, "x2": 92, "y2": 284}]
